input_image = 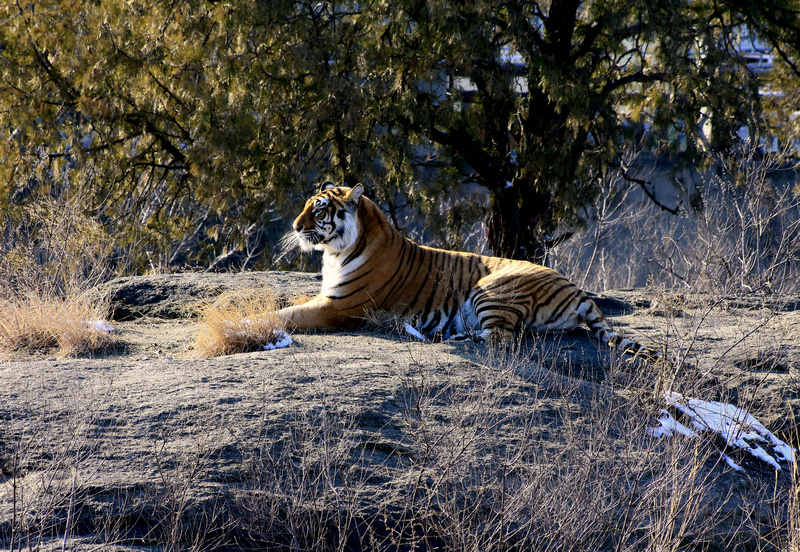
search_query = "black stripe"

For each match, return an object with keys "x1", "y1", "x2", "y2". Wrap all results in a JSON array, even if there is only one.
[
  {"x1": 400, "y1": 245, "x2": 432, "y2": 315},
  {"x1": 546, "y1": 289, "x2": 582, "y2": 324},
  {"x1": 333, "y1": 269, "x2": 373, "y2": 289},
  {"x1": 474, "y1": 302, "x2": 493, "y2": 317},
  {"x1": 581, "y1": 299, "x2": 606, "y2": 328},
  {"x1": 342, "y1": 232, "x2": 368, "y2": 266},
  {"x1": 328, "y1": 284, "x2": 369, "y2": 300},
  {"x1": 530, "y1": 280, "x2": 572, "y2": 320},
  {"x1": 421, "y1": 311, "x2": 442, "y2": 335},
  {"x1": 471, "y1": 293, "x2": 488, "y2": 314},
  {"x1": 441, "y1": 301, "x2": 460, "y2": 336},
  {"x1": 477, "y1": 303, "x2": 525, "y2": 322},
  {"x1": 460, "y1": 256, "x2": 473, "y2": 292},
  {"x1": 480, "y1": 315, "x2": 513, "y2": 329},
  {"x1": 444, "y1": 291, "x2": 458, "y2": 319},
  {"x1": 375, "y1": 239, "x2": 414, "y2": 308},
  {"x1": 415, "y1": 249, "x2": 442, "y2": 318}
]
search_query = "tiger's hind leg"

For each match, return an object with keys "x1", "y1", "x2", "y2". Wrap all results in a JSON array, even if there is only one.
[
  {"x1": 477, "y1": 325, "x2": 516, "y2": 345},
  {"x1": 468, "y1": 277, "x2": 530, "y2": 345}
]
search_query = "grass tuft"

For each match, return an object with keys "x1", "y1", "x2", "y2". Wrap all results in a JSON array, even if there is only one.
[
  {"x1": 194, "y1": 288, "x2": 287, "y2": 357},
  {"x1": 0, "y1": 292, "x2": 115, "y2": 358}
]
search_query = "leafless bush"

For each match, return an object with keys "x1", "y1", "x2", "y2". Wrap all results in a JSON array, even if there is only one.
[
  {"x1": 391, "y1": 349, "x2": 737, "y2": 552},
  {"x1": 551, "y1": 149, "x2": 800, "y2": 296},
  {"x1": 789, "y1": 456, "x2": 800, "y2": 552},
  {"x1": 140, "y1": 425, "x2": 234, "y2": 551},
  {"x1": 86, "y1": 411, "x2": 237, "y2": 551},
  {"x1": 1, "y1": 387, "x2": 105, "y2": 551},
  {"x1": 231, "y1": 343, "x2": 784, "y2": 552},
  {"x1": 1, "y1": 192, "x2": 115, "y2": 299},
  {"x1": 237, "y1": 393, "x2": 373, "y2": 551},
  {"x1": 0, "y1": 179, "x2": 118, "y2": 359},
  {"x1": 687, "y1": 153, "x2": 800, "y2": 295}
]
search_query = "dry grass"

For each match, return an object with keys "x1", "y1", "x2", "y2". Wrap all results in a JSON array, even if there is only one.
[
  {"x1": 1, "y1": 152, "x2": 797, "y2": 550},
  {"x1": 0, "y1": 292, "x2": 115, "y2": 359},
  {"x1": 3, "y1": 298, "x2": 796, "y2": 550},
  {"x1": 194, "y1": 287, "x2": 287, "y2": 357},
  {"x1": 1, "y1": 184, "x2": 119, "y2": 360},
  {"x1": 549, "y1": 148, "x2": 800, "y2": 296},
  {"x1": 787, "y1": 433, "x2": 800, "y2": 552},
  {"x1": 235, "y1": 346, "x2": 773, "y2": 552}
]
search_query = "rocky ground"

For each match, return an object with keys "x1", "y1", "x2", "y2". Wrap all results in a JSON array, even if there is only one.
[{"x1": 1, "y1": 271, "x2": 798, "y2": 551}]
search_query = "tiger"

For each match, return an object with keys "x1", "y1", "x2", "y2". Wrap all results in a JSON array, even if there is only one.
[{"x1": 278, "y1": 181, "x2": 667, "y2": 363}]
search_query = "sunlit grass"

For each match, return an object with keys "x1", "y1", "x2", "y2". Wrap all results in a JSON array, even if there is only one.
[
  {"x1": 194, "y1": 288, "x2": 288, "y2": 357},
  {"x1": 0, "y1": 292, "x2": 115, "y2": 358}
]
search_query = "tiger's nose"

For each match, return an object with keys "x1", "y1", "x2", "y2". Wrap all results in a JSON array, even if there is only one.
[{"x1": 294, "y1": 222, "x2": 303, "y2": 233}]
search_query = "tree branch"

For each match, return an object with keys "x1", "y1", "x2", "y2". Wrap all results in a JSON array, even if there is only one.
[
  {"x1": 611, "y1": 161, "x2": 682, "y2": 215},
  {"x1": 601, "y1": 71, "x2": 668, "y2": 97},
  {"x1": 397, "y1": 115, "x2": 507, "y2": 188}
]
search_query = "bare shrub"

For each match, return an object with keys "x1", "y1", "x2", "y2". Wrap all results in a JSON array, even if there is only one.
[
  {"x1": 237, "y1": 393, "x2": 372, "y2": 551},
  {"x1": 1, "y1": 193, "x2": 115, "y2": 298},
  {"x1": 0, "y1": 292, "x2": 114, "y2": 359},
  {"x1": 1, "y1": 387, "x2": 105, "y2": 550},
  {"x1": 551, "y1": 149, "x2": 800, "y2": 296},
  {"x1": 389, "y1": 350, "x2": 735, "y2": 552},
  {"x1": 789, "y1": 457, "x2": 800, "y2": 552},
  {"x1": 194, "y1": 288, "x2": 287, "y2": 357},
  {"x1": 232, "y1": 343, "x2": 775, "y2": 552},
  {"x1": 686, "y1": 153, "x2": 800, "y2": 295},
  {"x1": 0, "y1": 180, "x2": 118, "y2": 359},
  {"x1": 84, "y1": 410, "x2": 237, "y2": 550},
  {"x1": 140, "y1": 425, "x2": 235, "y2": 551}
]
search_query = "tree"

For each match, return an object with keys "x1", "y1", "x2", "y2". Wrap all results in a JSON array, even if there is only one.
[
  {"x1": 0, "y1": 1, "x2": 381, "y2": 271},
  {"x1": 1, "y1": 0, "x2": 799, "y2": 273},
  {"x1": 359, "y1": 0, "x2": 800, "y2": 261}
]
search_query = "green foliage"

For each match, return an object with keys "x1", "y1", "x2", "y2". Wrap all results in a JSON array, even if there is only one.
[{"x1": 1, "y1": 0, "x2": 799, "y2": 274}]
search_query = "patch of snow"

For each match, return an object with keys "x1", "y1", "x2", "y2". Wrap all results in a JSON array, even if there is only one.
[
  {"x1": 747, "y1": 444, "x2": 783, "y2": 470},
  {"x1": 403, "y1": 323, "x2": 427, "y2": 341},
  {"x1": 723, "y1": 455, "x2": 744, "y2": 471},
  {"x1": 218, "y1": 318, "x2": 293, "y2": 351},
  {"x1": 87, "y1": 320, "x2": 115, "y2": 333},
  {"x1": 652, "y1": 392, "x2": 797, "y2": 472},
  {"x1": 263, "y1": 330, "x2": 293, "y2": 351},
  {"x1": 648, "y1": 409, "x2": 699, "y2": 439}
]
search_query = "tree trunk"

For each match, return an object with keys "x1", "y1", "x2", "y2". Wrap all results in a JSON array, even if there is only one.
[{"x1": 486, "y1": 185, "x2": 551, "y2": 264}]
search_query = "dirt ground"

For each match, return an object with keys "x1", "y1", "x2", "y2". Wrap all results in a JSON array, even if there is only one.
[{"x1": 1, "y1": 272, "x2": 798, "y2": 550}]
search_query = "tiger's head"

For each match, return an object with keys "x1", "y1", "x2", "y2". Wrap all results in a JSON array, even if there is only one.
[{"x1": 291, "y1": 181, "x2": 363, "y2": 253}]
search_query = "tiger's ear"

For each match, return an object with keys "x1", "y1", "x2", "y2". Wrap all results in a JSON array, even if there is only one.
[
  {"x1": 320, "y1": 180, "x2": 336, "y2": 192},
  {"x1": 350, "y1": 183, "x2": 364, "y2": 203}
]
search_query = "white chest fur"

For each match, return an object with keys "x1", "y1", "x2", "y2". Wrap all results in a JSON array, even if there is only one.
[{"x1": 321, "y1": 252, "x2": 367, "y2": 297}]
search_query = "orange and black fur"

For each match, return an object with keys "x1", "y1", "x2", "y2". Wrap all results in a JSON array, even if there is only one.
[{"x1": 279, "y1": 181, "x2": 662, "y2": 361}]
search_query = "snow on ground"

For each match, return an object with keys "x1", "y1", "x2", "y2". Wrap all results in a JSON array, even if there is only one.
[
  {"x1": 263, "y1": 330, "x2": 293, "y2": 350},
  {"x1": 403, "y1": 323, "x2": 428, "y2": 341},
  {"x1": 87, "y1": 320, "x2": 115, "y2": 333},
  {"x1": 221, "y1": 318, "x2": 294, "y2": 350},
  {"x1": 650, "y1": 391, "x2": 796, "y2": 471}
]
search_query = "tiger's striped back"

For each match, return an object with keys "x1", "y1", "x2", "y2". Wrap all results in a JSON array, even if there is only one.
[{"x1": 278, "y1": 182, "x2": 667, "y2": 363}]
